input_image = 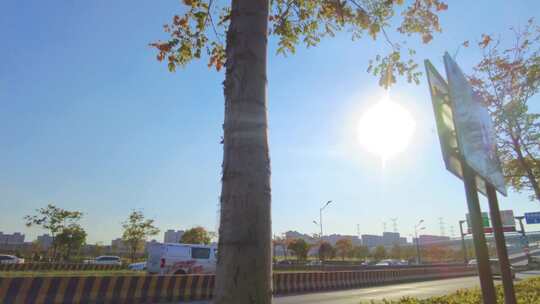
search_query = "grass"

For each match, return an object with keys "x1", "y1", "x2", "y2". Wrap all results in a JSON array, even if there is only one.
[
  {"x1": 0, "y1": 270, "x2": 145, "y2": 277},
  {"x1": 364, "y1": 277, "x2": 540, "y2": 304}
]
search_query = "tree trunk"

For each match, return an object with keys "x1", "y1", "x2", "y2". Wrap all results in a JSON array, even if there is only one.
[
  {"x1": 213, "y1": 0, "x2": 272, "y2": 302},
  {"x1": 512, "y1": 136, "x2": 540, "y2": 201}
]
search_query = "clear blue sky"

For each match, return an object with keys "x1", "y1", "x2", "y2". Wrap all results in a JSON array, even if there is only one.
[{"x1": 1, "y1": 1, "x2": 539, "y2": 244}]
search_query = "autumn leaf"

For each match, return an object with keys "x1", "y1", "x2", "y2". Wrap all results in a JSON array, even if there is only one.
[
  {"x1": 422, "y1": 33, "x2": 433, "y2": 44},
  {"x1": 436, "y1": 2, "x2": 448, "y2": 11},
  {"x1": 480, "y1": 34, "x2": 491, "y2": 48}
]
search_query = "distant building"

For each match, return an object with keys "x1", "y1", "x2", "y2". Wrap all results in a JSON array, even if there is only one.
[
  {"x1": 415, "y1": 235, "x2": 451, "y2": 245},
  {"x1": 37, "y1": 234, "x2": 54, "y2": 249},
  {"x1": 111, "y1": 238, "x2": 129, "y2": 253},
  {"x1": 399, "y1": 237, "x2": 408, "y2": 245},
  {"x1": 382, "y1": 232, "x2": 401, "y2": 246},
  {"x1": 323, "y1": 234, "x2": 361, "y2": 246},
  {"x1": 164, "y1": 230, "x2": 184, "y2": 243},
  {"x1": 0, "y1": 232, "x2": 25, "y2": 245},
  {"x1": 361, "y1": 234, "x2": 383, "y2": 248}
]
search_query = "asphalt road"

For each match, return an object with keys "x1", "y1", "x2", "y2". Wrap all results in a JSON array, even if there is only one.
[{"x1": 190, "y1": 271, "x2": 540, "y2": 304}]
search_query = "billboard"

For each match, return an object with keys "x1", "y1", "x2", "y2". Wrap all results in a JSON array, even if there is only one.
[
  {"x1": 500, "y1": 210, "x2": 516, "y2": 228},
  {"x1": 525, "y1": 212, "x2": 540, "y2": 224},
  {"x1": 425, "y1": 60, "x2": 462, "y2": 180},
  {"x1": 466, "y1": 210, "x2": 516, "y2": 234},
  {"x1": 425, "y1": 60, "x2": 487, "y2": 195},
  {"x1": 443, "y1": 53, "x2": 507, "y2": 196}
]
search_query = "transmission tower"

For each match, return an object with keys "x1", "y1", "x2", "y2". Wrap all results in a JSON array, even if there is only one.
[
  {"x1": 390, "y1": 218, "x2": 398, "y2": 233},
  {"x1": 439, "y1": 217, "x2": 446, "y2": 236},
  {"x1": 383, "y1": 221, "x2": 387, "y2": 233}
]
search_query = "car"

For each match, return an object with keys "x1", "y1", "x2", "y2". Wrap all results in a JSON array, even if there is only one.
[
  {"x1": 128, "y1": 261, "x2": 147, "y2": 271},
  {"x1": 85, "y1": 256, "x2": 122, "y2": 265},
  {"x1": 375, "y1": 259, "x2": 400, "y2": 266},
  {"x1": 306, "y1": 260, "x2": 322, "y2": 266},
  {"x1": 0, "y1": 255, "x2": 24, "y2": 264},
  {"x1": 468, "y1": 259, "x2": 516, "y2": 279}
]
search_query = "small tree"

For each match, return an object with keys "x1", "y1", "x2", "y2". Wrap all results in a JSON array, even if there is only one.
[
  {"x1": 318, "y1": 241, "x2": 335, "y2": 261},
  {"x1": 352, "y1": 245, "x2": 370, "y2": 261},
  {"x1": 373, "y1": 245, "x2": 387, "y2": 261},
  {"x1": 24, "y1": 204, "x2": 83, "y2": 261},
  {"x1": 55, "y1": 224, "x2": 87, "y2": 262},
  {"x1": 30, "y1": 241, "x2": 44, "y2": 262},
  {"x1": 121, "y1": 210, "x2": 160, "y2": 262},
  {"x1": 92, "y1": 242, "x2": 104, "y2": 257},
  {"x1": 335, "y1": 239, "x2": 354, "y2": 260},
  {"x1": 181, "y1": 226, "x2": 212, "y2": 245},
  {"x1": 287, "y1": 239, "x2": 310, "y2": 261},
  {"x1": 390, "y1": 243, "x2": 402, "y2": 259}
]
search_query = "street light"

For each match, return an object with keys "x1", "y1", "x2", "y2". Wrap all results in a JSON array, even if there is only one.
[
  {"x1": 312, "y1": 220, "x2": 320, "y2": 239},
  {"x1": 459, "y1": 220, "x2": 468, "y2": 264},
  {"x1": 414, "y1": 220, "x2": 425, "y2": 265},
  {"x1": 319, "y1": 200, "x2": 332, "y2": 239}
]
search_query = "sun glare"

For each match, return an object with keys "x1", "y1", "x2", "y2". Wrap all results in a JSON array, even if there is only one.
[{"x1": 357, "y1": 93, "x2": 416, "y2": 165}]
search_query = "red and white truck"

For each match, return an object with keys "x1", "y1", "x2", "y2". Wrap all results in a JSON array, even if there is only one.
[{"x1": 147, "y1": 243, "x2": 217, "y2": 275}]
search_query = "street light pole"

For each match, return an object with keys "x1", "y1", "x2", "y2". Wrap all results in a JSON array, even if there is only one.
[
  {"x1": 515, "y1": 216, "x2": 531, "y2": 262},
  {"x1": 414, "y1": 220, "x2": 425, "y2": 265},
  {"x1": 319, "y1": 200, "x2": 332, "y2": 239},
  {"x1": 459, "y1": 220, "x2": 468, "y2": 264}
]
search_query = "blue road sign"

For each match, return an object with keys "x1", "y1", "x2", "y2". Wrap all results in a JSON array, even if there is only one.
[{"x1": 525, "y1": 212, "x2": 540, "y2": 224}]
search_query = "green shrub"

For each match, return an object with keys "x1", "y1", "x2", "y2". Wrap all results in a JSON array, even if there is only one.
[{"x1": 363, "y1": 278, "x2": 540, "y2": 304}]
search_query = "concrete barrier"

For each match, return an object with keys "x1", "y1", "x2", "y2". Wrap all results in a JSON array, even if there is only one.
[
  {"x1": 0, "y1": 266, "x2": 476, "y2": 303},
  {"x1": 0, "y1": 274, "x2": 214, "y2": 304},
  {"x1": 0, "y1": 263, "x2": 124, "y2": 272}
]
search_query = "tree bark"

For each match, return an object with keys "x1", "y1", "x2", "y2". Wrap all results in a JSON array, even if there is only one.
[
  {"x1": 213, "y1": 0, "x2": 272, "y2": 303},
  {"x1": 511, "y1": 135, "x2": 540, "y2": 202}
]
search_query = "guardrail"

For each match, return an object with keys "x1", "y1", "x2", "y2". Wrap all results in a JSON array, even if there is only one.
[
  {"x1": 0, "y1": 265, "x2": 476, "y2": 303},
  {"x1": 273, "y1": 262, "x2": 468, "y2": 272},
  {"x1": 0, "y1": 263, "x2": 125, "y2": 272}
]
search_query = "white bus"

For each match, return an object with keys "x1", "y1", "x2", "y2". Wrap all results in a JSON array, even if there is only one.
[{"x1": 147, "y1": 243, "x2": 217, "y2": 275}]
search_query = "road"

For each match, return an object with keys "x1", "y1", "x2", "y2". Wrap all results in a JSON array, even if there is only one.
[{"x1": 190, "y1": 271, "x2": 540, "y2": 304}]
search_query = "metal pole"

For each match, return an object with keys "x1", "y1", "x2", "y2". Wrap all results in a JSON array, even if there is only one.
[
  {"x1": 415, "y1": 229, "x2": 421, "y2": 265},
  {"x1": 515, "y1": 216, "x2": 531, "y2": 262},
  {"x1": 320, "y1": 208, "x2": 323, "y2": 239},
  {"x1": 462, "y1": 163, "x2": 497, "y2": 304},
  {"x1": 459, "y1": 220, "x2": 468, "y2": 264},
  {"x1": 486, "y1": 184, "x2": 516, "y2": 304}
]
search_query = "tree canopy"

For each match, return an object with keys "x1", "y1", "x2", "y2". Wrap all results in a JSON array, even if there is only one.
[
  {"x1": 318, "y1": 241, "x2": 335, "y2": 261},
  {"x1": 55, "y1": 224, "x2": 87, "y2": 261},
  {"x1": 373, "y1": 245, "x2": 387, "y2": 261},
  {"x1": 24, "y1": 204, "x2": 84, "y2": 261},
  {"x1": 335, "y1": 238, "x2": 354, "y2": 260},
  {"x1": 287, "y1": 238, "x2": 310, "y2": 260},
  {"x1": 151, "y1": 0, "x2": 448, "y2": 86},
  {"x1": 181, "y1": 226, "x2": 213, "y2": 245},
  {"x1": 468, "y1": 19, "x2": 540, "y2": 202},
  {"x1": 121, "y1": 210, "x2": 160, "y2": 262}
]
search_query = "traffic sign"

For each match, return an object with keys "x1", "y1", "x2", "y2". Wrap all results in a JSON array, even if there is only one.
[{"x1": 525, "y1": 212, "x2": 540, "y2": 224}]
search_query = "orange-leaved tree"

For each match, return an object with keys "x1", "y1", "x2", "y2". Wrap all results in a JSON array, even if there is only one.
[{"x1": 468, "y1": 19, "x2": 540, "y2": 202}]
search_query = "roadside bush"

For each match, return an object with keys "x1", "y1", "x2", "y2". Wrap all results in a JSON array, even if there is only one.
[{"x1": 364, "y1": 277, "x2": 540, "y2": 304}]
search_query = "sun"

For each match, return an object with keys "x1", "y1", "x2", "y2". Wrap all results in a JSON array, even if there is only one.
[{"x1": 357, "y1": 93, "x2": 416, "y2": 163}]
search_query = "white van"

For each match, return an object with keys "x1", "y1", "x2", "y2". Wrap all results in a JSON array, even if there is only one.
[{"x1": 147, "y1": 243, "x2": 217, "y2": 275}]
